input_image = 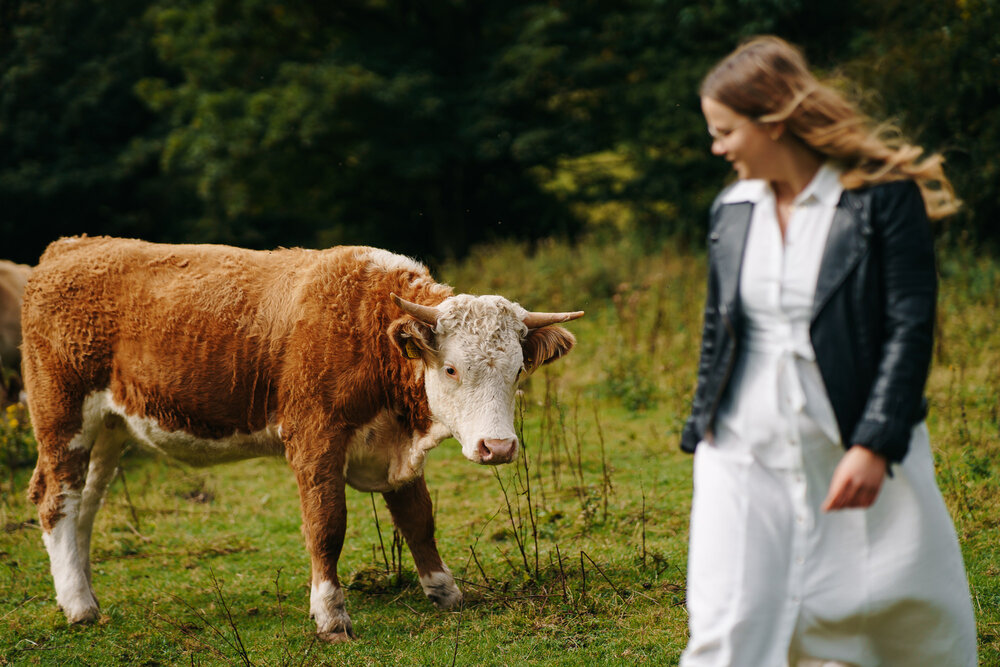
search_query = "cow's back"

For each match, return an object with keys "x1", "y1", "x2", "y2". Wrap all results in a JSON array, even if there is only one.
[
  {"x1": 25, "y1": 237, "x2": 317, "y2": 439},
  {"x1": 22, "y1": 237, "x2": 449, "y2": 441}
]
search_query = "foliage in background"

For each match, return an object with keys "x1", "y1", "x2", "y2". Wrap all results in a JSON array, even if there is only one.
[
  {"x1": 1, "y1": 0, "x2": 998, "y2": 266},
  {"x1": 1, "y1": 402, "x2": 35, "y2": 492},
  {"x1": 132, "y1": 2, "x2": 591, "y2": 258},
  {"x1": 0, "y1": 0, "x2": 200, "y2": 264},
  {"x1": 844, "y1": 0, "x2": 1000, "y2": 248}
]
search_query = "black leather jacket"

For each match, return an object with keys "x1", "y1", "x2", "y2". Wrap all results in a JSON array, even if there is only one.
[{"x1": 680, "y1": 179, "x2": 936, "y2": 464}]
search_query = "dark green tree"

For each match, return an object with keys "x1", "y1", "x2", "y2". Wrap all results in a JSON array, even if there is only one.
[
  {"x1": 845, "y1": 0, "x2": 1000, "y2": 247},
  {"x1": 565, "y1": 0, "x2": 865, "y2": 242},
  {"x1": 137, "y1": 0, "x2": 871, "y2": 255},
  {"x1": 139, "y1": 1, "x2": 616, "y2": 260},
  {"x1": 0, "y1": 0, "x2": 197, "y2": 264},
  {"x1": 2, "y1": 0, "x2": 996, "y2": 263}
]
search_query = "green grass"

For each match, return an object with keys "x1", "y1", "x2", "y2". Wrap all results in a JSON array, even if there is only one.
[{"x1": 1, "y1": 238, "x2": 997, "y2": 665}]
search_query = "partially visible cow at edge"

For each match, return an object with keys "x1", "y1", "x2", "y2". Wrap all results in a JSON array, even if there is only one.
[
  {"x1": 0, "y1": 259, "x2": 32, "y2": 403},
  {"x1": 23, "y1": 236, "x2": 582, "y2": 641}
]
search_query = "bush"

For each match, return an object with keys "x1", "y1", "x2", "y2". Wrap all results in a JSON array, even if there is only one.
[
  {"x1": 1, "y1": 403, "x2": 37, "y2": 478},
  {"x1": 602, "y1": 351, "x2": 659, "y2": 413}
]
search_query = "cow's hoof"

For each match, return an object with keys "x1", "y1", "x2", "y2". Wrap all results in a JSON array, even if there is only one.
[
  {"x1": 317, "y1": 629, "x2": 355, "y2": 643},
  {"x1": 56, "y1": 584, "x2": 101, "y2": 625},
  {"x1": 428, "y1": 588, "x2": 463, "y2": 610},
  {"x1": 310, "y1": 581, "x2": 355, "y2": 641},
  {"x1": 421, "y1": 570, "x2": 463, "y2": 609},
  {"x1": 63, "y1": 604, "x2": 100, "y2": 624}
]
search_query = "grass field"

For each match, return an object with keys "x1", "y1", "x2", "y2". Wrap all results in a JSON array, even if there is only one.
[{"x1": 1, "y1": 238, "x2": 997, "y2": 666}]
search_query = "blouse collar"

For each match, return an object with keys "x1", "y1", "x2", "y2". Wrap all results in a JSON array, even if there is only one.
[{"x1": 719, "y1": 162, "x2": 844, "y2": 206}]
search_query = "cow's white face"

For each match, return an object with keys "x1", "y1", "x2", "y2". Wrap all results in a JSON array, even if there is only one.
[
  {"x1": 390, "y1": 294, "x2": 578, "y2": 465},
  {"x1": 425, "y1": 295, "x2": 526, "y2": 464}
]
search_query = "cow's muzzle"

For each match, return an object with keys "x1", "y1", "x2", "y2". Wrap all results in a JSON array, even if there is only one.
[{"x1": 477, "y1": 437, "x2": 518, "y2": 465}]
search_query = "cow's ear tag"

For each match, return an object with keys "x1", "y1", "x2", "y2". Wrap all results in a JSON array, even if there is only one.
[{"x1": 404, "y1": 340, "x2": 421, "y2": 359}]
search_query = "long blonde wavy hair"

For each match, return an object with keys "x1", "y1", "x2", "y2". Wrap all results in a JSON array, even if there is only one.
[{"x1": 700, "y1": 36, "x2": 959, "y2": 220}]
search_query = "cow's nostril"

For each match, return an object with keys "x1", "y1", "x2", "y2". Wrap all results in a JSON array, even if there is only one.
[
  {"x1": 480, "y1": 437, "x2": 517, "y2": 464},
  {"x1": 478, "y1": 440, "x2": 492, "y2": 461}
]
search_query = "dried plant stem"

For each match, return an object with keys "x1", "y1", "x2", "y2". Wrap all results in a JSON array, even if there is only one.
[
  {"x1": 208, "y1": 569, "x2": 252, "y2": 666},
  {"x1": 555, "y1": 543, "x2": 570, "y2": 604},
  {"x1": 515, "y1": 397, "x2": 540, "y2": 579},
  {"x1": 273, "y1": 568, "x2": 293, "y2": 667},
  {"x1": 468, "y1": 544, "x2": 494, "y2": 590},
  {"x1": 370, "y1": 493, "x2": 391, "y2": 575},
  {"x1": 581, "y1": 551, "x2": 626, "y2": 603},
  {"x1": 493, "y1": 468, "x2": 531, "y2": 577},
  {"x1": 392, "y1": 528, "x2": 404, "y2": 579},
  {"x1": 116, "y1": 465, "x2": 143, "y2": 535},
  {"x1": 593, "y1": 402, "x2": 613, "y2": 522},
  {"x1": 568, "y1": 401, "x2": 585, "y2": 510},
  {"x1": 640, "y1": 479, "x2": 647, "y2": 569},
  {"x1": 542, "y1": 372, "x2": 561, "y2": 489},
  {"x1": 450, "y1": 612, "x2": 461, "y2": 667},
  {"x1": 156, "y1": 570, "x2": 253, "y2": 666}
]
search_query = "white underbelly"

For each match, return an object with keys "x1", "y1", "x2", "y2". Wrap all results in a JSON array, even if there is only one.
[
  {"x1": 79, "y1": 390, "x2": 285, "y2": 466},
  {"x1": 73, "y1": 391, "x2": 448, "y2": 479},
  {"x1": 124, "y1": 414, "x2": 285, "y2": 466}
]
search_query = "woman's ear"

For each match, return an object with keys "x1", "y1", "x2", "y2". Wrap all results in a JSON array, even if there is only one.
[
  {"x1": 521, "y1": 326, "x2": 576, "y2": 375},
  {"x1": 388, "y1": 318, "x2": 436, "y2": 361},
  {"x1": 769, "y1": 121, "x2": 786, "y2": 141}
]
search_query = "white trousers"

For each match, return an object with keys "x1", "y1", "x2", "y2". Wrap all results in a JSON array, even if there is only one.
[{"x1": 681, "y1": 424, "x2": 977, "y2": 667}]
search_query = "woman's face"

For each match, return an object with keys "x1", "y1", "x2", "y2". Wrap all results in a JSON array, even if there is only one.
[{"x1": 701, "y1": 96, "x2": 778, "y2": 181}]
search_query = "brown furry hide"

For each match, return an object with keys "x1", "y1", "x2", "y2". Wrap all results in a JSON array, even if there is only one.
[{"x1": 23, "y1": 237, "x2": 450, "y2": 528}]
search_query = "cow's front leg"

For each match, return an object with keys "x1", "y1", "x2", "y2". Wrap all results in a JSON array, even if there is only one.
[
  {"x1": 382, "y1": 476, "x2": 463, "y2": 609},
  {"x1": 290, "y1": 447, "x2": 355, "y2": 642}
]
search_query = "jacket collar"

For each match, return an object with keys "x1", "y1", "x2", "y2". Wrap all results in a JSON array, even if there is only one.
[
  {"x1": 712, "y1": 174, "x2": 872, "y2": 324},
  {"x1": 812, "y1": 188, "x2": 872, "y2": 321}
]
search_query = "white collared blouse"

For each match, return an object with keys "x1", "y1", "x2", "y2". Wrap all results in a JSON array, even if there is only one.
[{"x1": 711, "y1": 162, "x2": 845, "y2": 467}]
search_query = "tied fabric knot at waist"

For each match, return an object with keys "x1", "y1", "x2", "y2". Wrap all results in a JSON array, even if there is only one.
[
  {"x1": 711, "y1": 316, "x2": 842, "y2": 467},
  {"x1": 742, "y1": 319, "x2": 815, "y2": 416}
]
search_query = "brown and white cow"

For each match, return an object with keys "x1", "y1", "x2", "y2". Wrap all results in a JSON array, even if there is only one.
[
  {"x1": 23, "y1": 236, "x2": 581, "y2": 641},
  {"x1": 0, "y1": 259, "x2": 32, "y2": 402}
]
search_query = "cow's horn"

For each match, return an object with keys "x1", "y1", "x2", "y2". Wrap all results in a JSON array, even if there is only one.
[
  {"x1": 522, "y1": 310, "x2": 585, "y2": 329},
  {"x1": 391, "y1": 293, "x2": 441, "y2": 326}
]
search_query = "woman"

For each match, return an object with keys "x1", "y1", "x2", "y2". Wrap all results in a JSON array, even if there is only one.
[{"x1": 680, "y1": 36, "x2": 977, "y2": 666}]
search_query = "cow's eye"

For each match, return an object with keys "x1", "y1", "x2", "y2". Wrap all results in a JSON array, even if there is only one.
[{"x1": 444, "y1": 365, "x2": 459, "y2": 379}]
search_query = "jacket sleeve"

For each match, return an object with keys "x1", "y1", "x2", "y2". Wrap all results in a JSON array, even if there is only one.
[
  {"x1": 680, "y1": 201, "x2": 724, "y2": 453},
  {"x1": 850, "y1": 180, "x2": 937, "y2": 462}
]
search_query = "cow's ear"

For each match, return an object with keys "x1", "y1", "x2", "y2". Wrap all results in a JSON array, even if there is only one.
[
  {"x1": 388, "y1": 317, "x2": 436, "y2": 361},
  {"x1": 521, "y1": 326, "x2": 576, "y2": 375}
]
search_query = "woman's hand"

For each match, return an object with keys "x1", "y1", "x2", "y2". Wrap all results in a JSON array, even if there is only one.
[{"x1": 821, "y1": 445, "x2": 888, "y2": 512}]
